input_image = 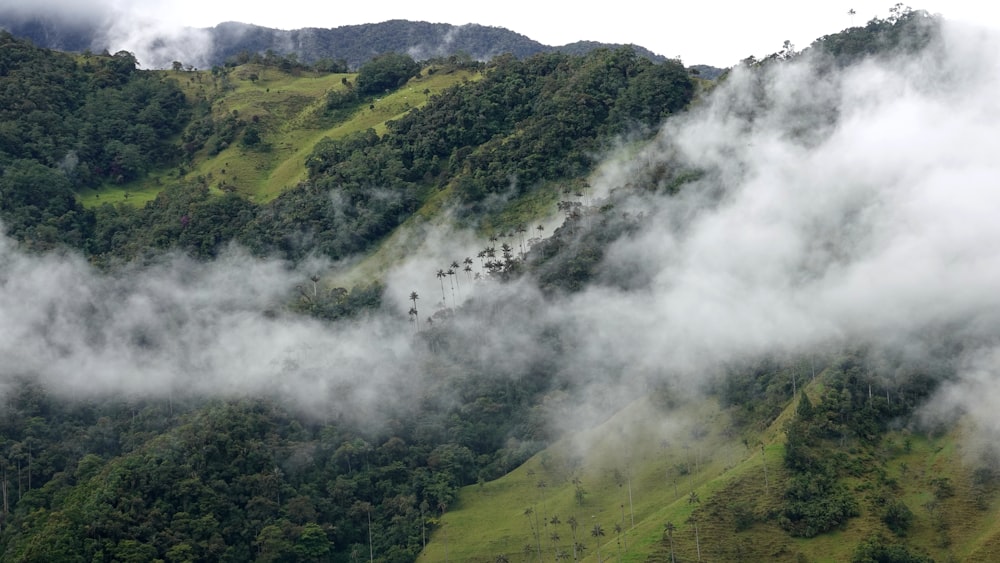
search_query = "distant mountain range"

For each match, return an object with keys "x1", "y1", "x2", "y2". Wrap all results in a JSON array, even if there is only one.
[{"x1": 0, "y1": 15, "x2": 694, "y2": 70}]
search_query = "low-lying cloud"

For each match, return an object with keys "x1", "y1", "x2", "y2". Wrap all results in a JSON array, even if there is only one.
[
  {"x1": 0, "y1": 0, "x2": 213, "y2": 68},
  {"x1": 3, "y1": 16, "x2": 1000, "y2": 446}
]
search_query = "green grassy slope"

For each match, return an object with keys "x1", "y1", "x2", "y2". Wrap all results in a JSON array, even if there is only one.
[
  {"x1": 78, "y1": 64, "x2": 478, "y2": 207},
  {"x1": 419, "y1": 378, "x2": 1000, "y2": 562}
]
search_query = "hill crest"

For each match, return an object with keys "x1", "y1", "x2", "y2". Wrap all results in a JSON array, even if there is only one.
[{"x1": 0, "y1": 15, "x2": 675, "y2": 70}]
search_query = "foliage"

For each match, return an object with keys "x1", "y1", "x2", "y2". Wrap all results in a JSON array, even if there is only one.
[
  {"x1": 808, "y1": 7, "x2": 940, "y2": 66},
  {"x1": 851, "y1": 533, "x2": 934, "y2": 563},
  {"x1": 778, "y1": 354, "x2": 947, "y2": 538},
  {"x1": 0, "y1": 15, "x2": 985, "y2": 563},
  {"x1": 355, "y1": 53, "x2": 421, "y2": 95},
  {"x1": 0, "y1": 32, "x2": 188, "y2": 249},
  {"x1": 882, "y1": 499, "x2": 914, "y2": 537},
  {"x1": 0, "y1": 355, "x2": 554, "y2": 563}
]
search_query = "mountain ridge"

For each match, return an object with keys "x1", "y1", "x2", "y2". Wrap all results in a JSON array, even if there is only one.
[{"x1": 0, "y1": 15, "x2": 678, "y2": 70}]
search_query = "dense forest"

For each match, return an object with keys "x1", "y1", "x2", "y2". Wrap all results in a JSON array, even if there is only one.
[
  {"x1": 0, "y1": 31, "x2": 693, "y2": 266},
  {"x1": 2, "y1": 7, "x2": 997, "y2": 563}
]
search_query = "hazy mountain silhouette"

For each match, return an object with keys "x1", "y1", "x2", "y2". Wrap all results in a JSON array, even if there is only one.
[{"x1": 0, "y1": 15, "x2": 682, "y2": 69}]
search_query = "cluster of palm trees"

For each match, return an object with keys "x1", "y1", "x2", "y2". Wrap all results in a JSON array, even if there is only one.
[
  {"x1": 476, "y1": 224, "x2": 544, "y2": 276},
  {"x1": 407, "y1": 225, "x2": 546, "y2": 331}
]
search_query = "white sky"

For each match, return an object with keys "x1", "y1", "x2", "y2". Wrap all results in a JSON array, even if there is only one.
[{"x1": 140, "y1": 0, "x2": 1000, "y2": 66}]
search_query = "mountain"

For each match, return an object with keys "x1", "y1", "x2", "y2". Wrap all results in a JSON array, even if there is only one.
[
  {"x1": 3, "y1": 7, "x2": 997, "y2": 563},
  {"x1": 0, "y1": 15, "x2": 671, "y2": 70}
]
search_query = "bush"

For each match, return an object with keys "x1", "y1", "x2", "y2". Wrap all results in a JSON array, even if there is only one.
[
  {"x1": 882, "y1": 500, "x2": 914, "y2": 536},
  {"x1": 852, "y1": 533, "x2": 933, "y2": 563}
]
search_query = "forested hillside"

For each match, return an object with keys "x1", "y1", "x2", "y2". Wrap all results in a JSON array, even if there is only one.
[
  {"x1": 0, "y1": 31, "x2": 692, "y2": 266},
  {"x1": 3, "y1": 7, "x2": 1000, "y2": 563},
  {"x1": 0, "y1": 32, "x2": 187, "y2": 249}
]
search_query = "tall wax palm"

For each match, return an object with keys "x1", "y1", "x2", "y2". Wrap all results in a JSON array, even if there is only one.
[
  {"x1": 664, "y1": 522, "x2": 676, "y2": 563},
  {"x1": 549, "y1": 515, "x2": 562, "y2": 556},
  {"x1": 436, "y1": 269, "x2": 447, "y2": 304},
  {"x1": 524, "y1": 507, "x2": 541, "y2": 562},
  {"x1": 501, "y1": 243, "x2": 513, "y2": 264},
  {"x1": 450, "y1": 260, "x2": 461, "y2": 292},
  {"x1": 409, "y1": 291, "x2": 419, "y2": 331},
  {"x1": 687, "y1": 514, "x2": 701, "y2": 562},
  {"x1": 567, "y1": 516, "x2": 579, "y2": 562},
  {"x1": 446, "y1": 268, "x2": 457, "y2": 307},
  {"x1": 463, "y1": 257, "x2": 474, "y2": 282},
  {"x1": 591, "y1": 523, "x2": 605, "y2": 563}
]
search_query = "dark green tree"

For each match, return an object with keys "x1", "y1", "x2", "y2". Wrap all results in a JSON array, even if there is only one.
[{"x1": 356, "y1": 53, "x2": 421, "y2": 95}]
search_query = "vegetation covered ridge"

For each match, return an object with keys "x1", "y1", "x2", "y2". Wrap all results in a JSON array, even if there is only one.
[{"x1": 5, "y1": 7, "x2": 1000, "y2": 563}]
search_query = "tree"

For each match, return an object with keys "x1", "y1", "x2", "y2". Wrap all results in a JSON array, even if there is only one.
[
  {"x1": 883, "y1": 500, "x2": 914, "y2": 537},
  {"x1": 663, "y1": 522, "x2": 676, "y2": 563},
  {"x1": 687, "y1": 513, "x2": 702, "y2": 562},
  {"x1": 591, "y1": 523, "x2": 605, "y2": 563},
  {"x1": 450, "y1": 260, "x2": 461, "y2": 292},
  {"x1": 463, "y1": 257, "x2": 474, "y2": 281},
  {"x1": 523, "y1": 507, "x2": 541, "y2": 562},
  {"x1": 409, "y1": 291, "x2": 420, "y2": 331},
  {"x1": 447, "y1": 267, "x2": 457, "y2": 306},
  {"x1": 436, "y1": 270, "x2": 447, "y2": 304},
  {"x1": 567, "y1": 516, "x2": 579, "y2": 561},
  {"x1": 356, "y1": 53, "x2": 421, "y2": 95},
  {"x1": 296, "y1": 522, "x2": 332, "y2": 560}
]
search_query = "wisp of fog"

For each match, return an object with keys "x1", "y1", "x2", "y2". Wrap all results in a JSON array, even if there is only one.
[{"x1": 2, "y1": 17, "x2": 1000, "y2": 441}]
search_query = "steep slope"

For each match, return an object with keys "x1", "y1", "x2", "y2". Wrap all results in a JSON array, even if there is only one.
[
  {"x1": 6, "y1": 8, "x2": 1000, "y2": 563},
  {"x1": 76, "y1": 62, "x2": 478, "y2": 207},
  {"x1": 421, "y1": 368, "x2": 1000, "y2": 562}
]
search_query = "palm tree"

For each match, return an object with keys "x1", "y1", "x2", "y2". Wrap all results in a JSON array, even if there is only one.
[
  {"x1": 516, "y1": 223, "x2": 528, "y2": 257},
  {"x1": 549, "y1": 514, "x2": 561, "y2": 555},
  {"x1": 567, "y1": 516, "x2": 579, "y2": 561},
  {"x1": 663, "y1": 522, "x2": 676, "y2": 563},
  {"x1": 524, "y1": 507, "x2": 541, "y2": 562},
  {"x1": 446, "y1": 268, "x2": 457, "y2": 306},
  {"x1": 613, "y1": 523, "x2": 623, "y2": 561},
  {"x1": 439, "y1": 501, "x2": 450, "y2": 563},
  {"x1": 591, "y1": 523, "x2": 605, "y2": 563},
  {"x1": 463, "y1": 257, "x2": 474, "y2": 281},
  {"x1": 436, "y1": 269, "x2": 447, "y2": 304},
  {"x1": 409, "y1": 291, "x2": 419, "y2": 331},
  {"x1": 687, "y1": 514, "x2": 702, "y2": 562},
  {"x1": 760, "y1": 443, "x2": 769, "y2": 493},
  {"x1": 420, "y1": 500, "x2": 430, "y2": 549}
]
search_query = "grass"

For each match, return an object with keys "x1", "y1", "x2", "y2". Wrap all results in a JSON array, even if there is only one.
[
  {"x1": 417, "y1": 396, "x2": 751, "y2": 563},
  {"x1": 416, "y1": 378, "x2": 1000, "y2": 563},
  {"x1": 80, "y1": 65, "x2": 478, "y2": 207},
  {"x1": 77, "y1": 177, "x2": 165, "y2": 207}
]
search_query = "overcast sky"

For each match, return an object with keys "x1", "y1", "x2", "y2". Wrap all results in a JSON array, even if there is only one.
[{"x1": 81, "y1": 0, "x2": 999, "y2": 66}]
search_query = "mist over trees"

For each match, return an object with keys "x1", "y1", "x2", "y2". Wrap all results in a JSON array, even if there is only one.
[{"x1": 3, "y1": 7, "x2": 1000, "y2": 562}]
